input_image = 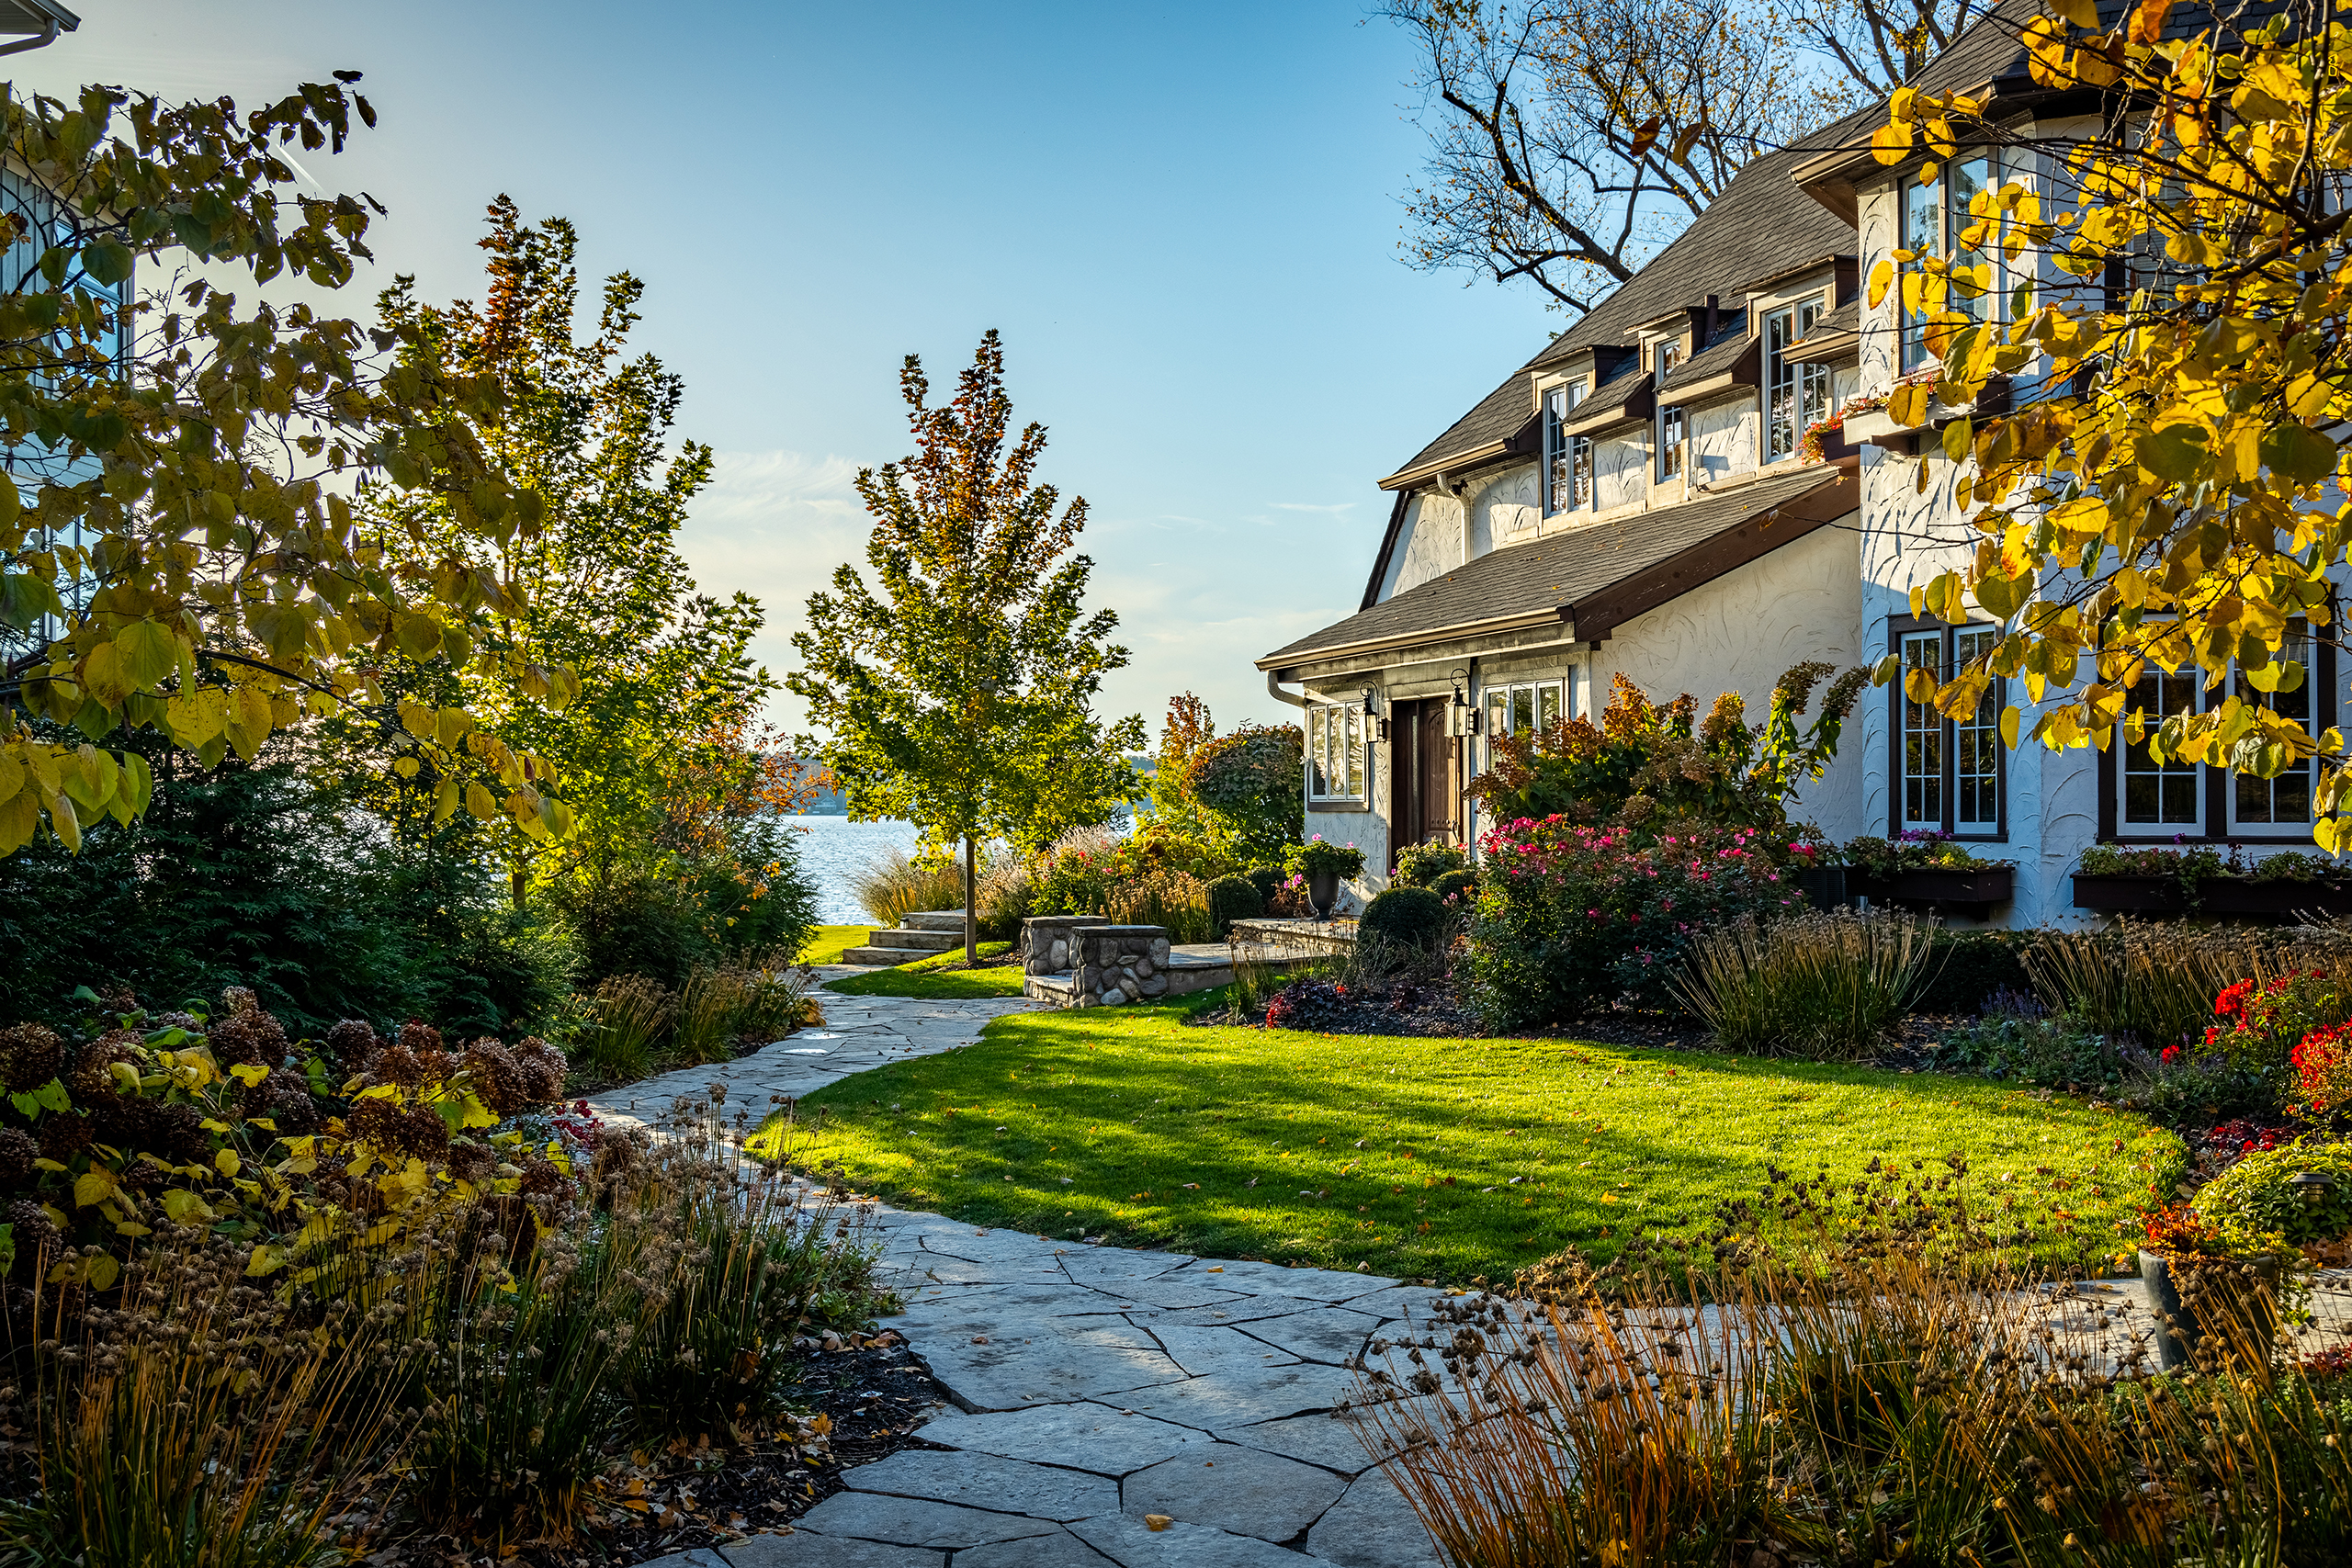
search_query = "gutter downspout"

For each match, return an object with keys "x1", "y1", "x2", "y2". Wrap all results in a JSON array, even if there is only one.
[
  {"x1": 1265, "y1": 671, "x2": 1306, "y2": 710},
  {"x1": 0, "y1": 17, "x2": 60, "y2": 55}
]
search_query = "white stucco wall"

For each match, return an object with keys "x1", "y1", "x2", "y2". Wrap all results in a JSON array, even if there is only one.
[
  {"x1": 1689, "y1": 397, "x2": 1758, "y2": 487},
  {"x1": 1591, "y1": 519, "x2": 1869, "y2": 845},
  {"x1": 1381, "y1": 489, "x2": 1465, "y2": 601},
  {"x1": 1595, "y1": 428, "x2": 1648, "y2": 510},
  {"x1": 1469, "y1": 464, "x2": 1542, "y2": 557}
]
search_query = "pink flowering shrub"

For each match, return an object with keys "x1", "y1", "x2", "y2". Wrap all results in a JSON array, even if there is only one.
[{"x1": 1460, "y1": 814, "x2": 1817, "y2": 1027}]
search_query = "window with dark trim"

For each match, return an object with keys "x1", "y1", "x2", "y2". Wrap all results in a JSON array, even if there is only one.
[
  {"x1": 1657, "y1": 403, "x2": 1685, "y2": 480},
  {"x1": 2105, "y1": 619, "x2": 2329, "y2": 840},
  {"x1": 1891, "y1": 620, "x2": 2006, "y2": 839}
]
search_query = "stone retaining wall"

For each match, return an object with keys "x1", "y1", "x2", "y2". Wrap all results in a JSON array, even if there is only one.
[
  {"x1": 1071, "y1": 924, "x2": 1172, "y2": 1007},
  {"x1": 1022, "y1": 915, "x2": 1112, "y2": 977}
]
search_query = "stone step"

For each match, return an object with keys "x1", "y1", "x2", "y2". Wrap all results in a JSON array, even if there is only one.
[
  {"x1": 840, "y1": 943, "x2": 927, "y2": 965},
  {"x1": 902, "y1": 909, "x2": 973, "y2": 932},
  {"x1": 871, "y1": 927, "x2": 959, "y2": 952}
]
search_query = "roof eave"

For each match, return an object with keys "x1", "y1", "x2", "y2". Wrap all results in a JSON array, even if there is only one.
[{"x1": 1255, "y1": 605, "x2": 1572, "y2": 672}]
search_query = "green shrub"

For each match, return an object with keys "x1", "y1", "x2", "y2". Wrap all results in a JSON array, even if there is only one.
[
  {"x1": 1394, "y1": 842, "x2": 1467, "y2": 887},
  {"x1": 1670, "y1": 909, "x2": 1933, "y2": 1061},
  {"x1": 2139, "y1": 1047, "x2": 2277, "y2": 1128},
  {"x1": 1912, "y1": 929, "x2": 2035, "y2": 1015},
  {"x1": 1361, "y1": 886, "x2": 1450, "y2": 951},
  {"x1": 1465, "y1": 820, "x2": 1812, "y2": 1026},
  {"x1": 1934, "y1": 1013, "x2": 2124, "y2": 1089},
  {"x1": 2196, "y1": 1141, "x2": 2352, "y2": 1247},
  {"x1": 548, "y1": 865, "x2": 718, "y2": 990},
  {"x1": 1205, "y1": 874, "x2": 1265, "y2": 938},
  {"x1": 1429, "y1": 867, "x2": 1477, "y2": 907},
  {"x1": 1186, "y1": 723, "x2": 1306, "y2": 860},
  {"x1": 1244, "y1": 865, "x2": 1285, "y2": 905}
]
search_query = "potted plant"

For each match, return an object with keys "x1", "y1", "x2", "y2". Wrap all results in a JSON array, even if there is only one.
[
  {"x1": 2137, "y1": 1204, "x2": 2288, "y2": 1371},
  {"x1": 1838, "y1": 831, "x2": 2013, "y2": 915},
  {"x1": 1286, "y1": 837, "x2": 1366, "y2": 920},
  {"x1": 2072, "y1": 843, "x2": 2352, "y2": 918}
]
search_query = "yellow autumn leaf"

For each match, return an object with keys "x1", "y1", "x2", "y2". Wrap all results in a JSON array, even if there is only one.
[{"x1": 74, "y1": 1168, "x2": 117, "y2": 1207}]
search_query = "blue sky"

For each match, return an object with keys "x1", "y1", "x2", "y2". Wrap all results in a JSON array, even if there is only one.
[{"x1": 17, "y1": 1, "x2": 1545, "y2": 742}]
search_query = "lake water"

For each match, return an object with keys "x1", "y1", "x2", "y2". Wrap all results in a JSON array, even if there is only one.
[{"x1": 789, "y1": 817, "x2": 922, "y2": 925}]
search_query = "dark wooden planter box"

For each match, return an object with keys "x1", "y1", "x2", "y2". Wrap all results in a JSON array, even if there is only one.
[
  {"x1": 2073, "y1": 873, "x2": 2352, "y2": 919},
  {"x1": 2071, "y1": 874, "x2": 2187, "y2": 915},
  {"x1": 1849, "y1": 866, "x2": 2014, "y2": 915}
]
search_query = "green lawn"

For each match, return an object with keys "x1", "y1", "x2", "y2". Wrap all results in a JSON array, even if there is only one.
[
  {"x1": 799, "y1": 925, "x2": 875, "y2": 965},
  {"x1": 752, "y1": 1000, "x2": 2187, "y2": 1282},
  {"x1": 824, "y1": 941, "x2": 1025, "y2": 998}
]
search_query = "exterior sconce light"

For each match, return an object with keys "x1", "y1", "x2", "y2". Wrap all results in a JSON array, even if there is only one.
[{"x1": 1445, "y1": 669, "x2": 1480, "y2": 737}]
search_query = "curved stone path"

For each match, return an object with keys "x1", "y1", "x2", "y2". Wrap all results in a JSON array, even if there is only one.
[{"x1": 594, "y1": 979, "x2": 1445, "y2": 1568}]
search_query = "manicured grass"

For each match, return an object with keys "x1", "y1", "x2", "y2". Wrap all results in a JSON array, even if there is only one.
[
  {"x1": 752, "y1": 1000, "x2": 2188, "y2": 1282},
  {"x1": 825, "y1": 941, "x2": 1024, "y2": 998},
  {"x1": 799, "y1": 925, "x2": 876, "y2": 965}
]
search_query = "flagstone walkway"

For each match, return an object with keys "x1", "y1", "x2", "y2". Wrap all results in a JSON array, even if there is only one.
[{"x1": 596, "y1": 981, "x2": 1448, "y2": 1568}]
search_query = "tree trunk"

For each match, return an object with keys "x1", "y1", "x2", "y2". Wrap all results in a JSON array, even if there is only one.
[
  {"x1": 512, "y1": 866, "x2": 526, "y2": 912},
  {"x1": 962, "y1": 834, "x2": 978, "y2": 966}
]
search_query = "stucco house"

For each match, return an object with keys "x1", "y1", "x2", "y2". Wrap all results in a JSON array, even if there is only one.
[{"x1": 1257, "y1": 0, "x2": 2343, "y2": 929}]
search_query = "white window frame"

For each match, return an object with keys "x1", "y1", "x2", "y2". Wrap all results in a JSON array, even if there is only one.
[
  {"x1": 1542, "y1": 380, "x2": 1591, "y2": 515},
  {"x1": 1482, "y1": 677, "x2": 1571, "y2": 771},
  {"x1": 1766, "y1": 296, "x2": 1835, "y2": 463},
  {"x1": 1306, "y1": 702, "x2": 1368, "y2": 804},
  {"x1": 1657, "y1": 402, "x2": 1685, "y2": 480},
  {"x1": 1901, "y1": 153, "x2": 2006, "y2": 373}
]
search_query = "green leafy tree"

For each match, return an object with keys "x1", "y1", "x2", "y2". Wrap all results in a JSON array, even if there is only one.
[
  {"x1": 354, "y1": 198, "x2": 792, "y2": 924},
  {"x1": 790, "y1": 331, "x2": 1144, "y2": 963},
  {"x1": 0, "y1": 77, "x2": 575, "y2": 856}
]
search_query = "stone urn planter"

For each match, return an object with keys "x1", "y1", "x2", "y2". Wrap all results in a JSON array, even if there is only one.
[
  {"x1": 1307, "y1": 871, "x2": 1341, "y2": 919},
  {"x1": 2138, "y1": 1249, "x2": 2282, "y2": 1370}
]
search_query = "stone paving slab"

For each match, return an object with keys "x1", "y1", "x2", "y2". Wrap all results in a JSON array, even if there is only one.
[
  {"x1": 842, "y1": 1449, "x2": 1117, "y2": 1520},
  {"x1": 1124, "y1": 1444, "x2": 1349, "y2": 1541},
  {"x1": 599, "y1": 985, "x2": 1446, "y2": 1568}
]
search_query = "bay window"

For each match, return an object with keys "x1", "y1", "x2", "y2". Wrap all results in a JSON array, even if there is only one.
[
  {"x1": 1895, "y1": 624, "x2": 2004, "y2": 837},
  {"x1": 1306, "y1": 703, "x2": 1367, "y2": 804}
]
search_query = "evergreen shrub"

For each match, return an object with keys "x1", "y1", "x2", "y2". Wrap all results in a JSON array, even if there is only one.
[
  {"x1": 1361, "y1": 886, "x2": 1450, "y2": 951},
  {"x1": 1205, "y1": 874, "x2": 1264, "y2": 939}
]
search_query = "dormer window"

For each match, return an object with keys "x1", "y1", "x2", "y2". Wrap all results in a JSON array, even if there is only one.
[
  {"x1": 1542, "y1": 380, "x2": 1592, "y2": 514},
  {"x1": 1766, "y1": 297, "x2": 1831, "y2": 462},
  {"x1": 1654, "y1": 338, "x2": 1684, "y2": 378}
]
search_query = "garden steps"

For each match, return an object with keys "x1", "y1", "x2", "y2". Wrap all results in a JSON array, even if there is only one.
[{"x1": 842, "y1": 909, "x2": 975, "y2": 966}]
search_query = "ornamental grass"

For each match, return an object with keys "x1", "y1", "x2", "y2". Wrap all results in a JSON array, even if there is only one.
[
  {"x1": 1351, "y1": 1158, "x2": 2352, "y2": 1568},
  {"x1": 1671, "y1": 908, "x2": 1936, "y2": 1061}
]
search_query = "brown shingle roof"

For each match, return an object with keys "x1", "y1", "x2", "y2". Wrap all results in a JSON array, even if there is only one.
[{"x1": 1261, "y1": 463, "x2": 1856, "y2": 671}]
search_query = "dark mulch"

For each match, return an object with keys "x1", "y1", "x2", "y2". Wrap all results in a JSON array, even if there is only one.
[
  {"x1": 1189, "y1": 976, "x2": 1484, "y2": 1036},
  {"x1": 417, "y1": 1331, "x2": 955, "y2": 1568}
]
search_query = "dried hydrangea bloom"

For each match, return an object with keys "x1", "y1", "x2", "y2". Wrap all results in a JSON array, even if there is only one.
[
  {"x1": 0, "y1": 1021, "x2": 63, "y2": 1093},
  {"x1": 323, "y1": 1019, "x2": 379, "y2": 1077},
  {"x1": 71, "y1": 1032, "x2": 142, "y2": 1101},
  {"x1": 398, "y1": 1021, "x2": 443, "y2": 1056},
  {"x1": 6, "y1": 1198, "x2": 59, "y2": 1254},
  {"x1": 0, "y1": 1125, "x2": 35, "y2": 1188},
  {"x1": 220, "y1": 985, "x2": 260, "y2": 1016},
  {"x1": 513, "y1": 1036, "x2": 567, "y2": 1103},
  {"x1": 39, "y1": 1114, "x2": 93, "y2": 1161},
  {"x1": 460, "y1": 1040, "x2": 528, "y2": 1117},
  {"x1": 208, "y1": 1008, "x2": 288, "y2": 1069}
]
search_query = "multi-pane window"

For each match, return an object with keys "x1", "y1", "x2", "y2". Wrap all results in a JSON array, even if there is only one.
[
  {"x1": 1766, "y1": 307, "x2": 1799, "y2": 461},
  {"x1": 1657, "y1": 403, "x2": 1686, "y2": 479},
  {"x1": 1306, "y1": 705, "x2": 1367, "y2": 802},
  {"x1": 2235, "y1": 623, "x2": 2316, "y2": 827},
  {"x1": 2121, "y1": 665, "x2": 2203, "y2": 829},
  {"x1": 1900, "y1": 154, "x2": 2004, "y2": 372},
  {"x1": 1483, "y1": 678, "x2": 1569, "y2": 766},
  {"x1": 1898, "y1": 625, "x2": 2005, "y2": 836},
  {"x1": 2115, "y1": 623, "x2": 2320, "y2": 835},
  {"x1": 1543, "y1": 381, "x2": 1591, "y2": 514}
]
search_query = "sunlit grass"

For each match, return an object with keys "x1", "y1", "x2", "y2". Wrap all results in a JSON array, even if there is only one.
[
  {"x1": 798, "y1": 925, "x2": 876, "y2": 965},
  {"x1": 824, "y1": 941, "x2": 1023, "y2": 998},
  {"x1": 750, "y1": 999, "x2": 2188, "y2": 1281}
]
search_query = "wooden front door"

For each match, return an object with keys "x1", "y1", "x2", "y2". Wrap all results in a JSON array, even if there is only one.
[{"x1": 1390, "y1": 698, "x2": 1457, "y2": 870}]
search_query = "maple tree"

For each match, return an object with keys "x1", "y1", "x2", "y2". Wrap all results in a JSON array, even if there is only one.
[
  {"x1": 1871, "y1": 0, "x2": 2352, "y2": 852},
  {"x1": 790, "y1": 331, "x2": 1144, "y2": 964},
  {"x1": 0, "y1": 78, "x2": 572, "y2": 858}
]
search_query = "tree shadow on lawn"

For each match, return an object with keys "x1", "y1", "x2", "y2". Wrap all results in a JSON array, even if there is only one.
[{"x1": 763, "y1": 1005, "x2": 2185, "y2": 1284}]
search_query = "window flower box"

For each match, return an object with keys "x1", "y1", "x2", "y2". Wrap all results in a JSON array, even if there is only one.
[
  {"x1": 2071, "y1": 872, "x2": 2352, "y2": 919},
  {"x1": 1849, "y1": 865, "x2": 2013, "y2": 914}
]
